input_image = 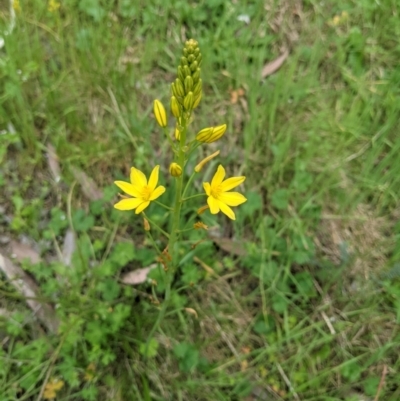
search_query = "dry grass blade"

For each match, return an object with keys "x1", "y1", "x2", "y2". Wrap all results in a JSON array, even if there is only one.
[
  {"x1": 46, "y1": 143, "x2": 61, "y2": 183},
  {"x1": 70, "y1": 166, "x2": 103, "y2": 201},
  {"x1": 0, "y1": 253, "x2": 59, "y2": 333},
  {"x1": 121, "y1": 264, "x2": 157, "y2": 285},
  {"x1": 261, "y1": 50, "x2": 289, "y2": 78}
]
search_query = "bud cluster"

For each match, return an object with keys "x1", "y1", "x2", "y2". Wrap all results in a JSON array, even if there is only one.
[{"x1": 171, "y1": 39, "x2": 202, "y2": 114}]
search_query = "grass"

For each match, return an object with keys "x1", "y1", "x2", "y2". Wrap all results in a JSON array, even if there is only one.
[{"x1": 1, "y1": 0, "x2": 400, "y2": 400}]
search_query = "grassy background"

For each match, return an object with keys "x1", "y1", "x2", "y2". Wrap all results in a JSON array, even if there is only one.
[{"x1": 1, "y1": 0, "x2": 400, "y2": 400}]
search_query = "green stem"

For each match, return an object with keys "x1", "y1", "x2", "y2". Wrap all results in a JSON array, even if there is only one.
[
  {"x1": 146, "y1": 114, "x2": 189, "y2": 355},
  {"x1": 181, "y1": 193, "x2": 206, "y2": 202},
  {"x1": 154, "y1": 200, "x2": 174, "y2": 211},
  {"x1": 181, "y1": 171, "x2": 196, "y2": 199}
]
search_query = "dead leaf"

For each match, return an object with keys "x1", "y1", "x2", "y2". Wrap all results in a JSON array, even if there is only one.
[
  {"x1": 193, "y1": 256, "x2": 216, "y2": 276},
  {"x1": 10, "y1": 240, "x2": 41, "y2": 264},
  {"x1": 46, "y1": 144, "x2": 61, "y2": 183},
  {"x1": 121, "y1": 264, "x2": 157, "y2": 285},
  {"x1": 261, "y1": 50, "x2": 289, "y2": 78},
  {"x1": 62, "y1": 229, "x2": 75, "y2": 267},
  {"x1": 70, "y1": 166, "x2": 103, "y2": 201},
  {"x1": 209, "y1": 237, "x2": 247, "y2": 257},
  {"x1": 0, "y1": 252, "x2": 59, "y2": 333}
]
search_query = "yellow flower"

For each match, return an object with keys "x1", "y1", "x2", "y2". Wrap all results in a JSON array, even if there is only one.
[
  {"x1": 114, "y1": 165, "x2": 165, "y2": 214},
  {"x1": 203, "y1": 165, "x2": 246, "y2": 220},
  {"x1": 48, "y1": 0, "x2": 61, "y2": 12},
  {"x1": 43, "y1": 378, "x2": 64, "y2": 400}
]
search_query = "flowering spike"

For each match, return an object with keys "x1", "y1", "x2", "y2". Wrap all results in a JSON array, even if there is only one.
[
  {"x1": 153, "y1": 99, "x2": 167, "y2": 128},
  {"x1": 194, "y1": 150, "x2": 220, "y2": 172}
]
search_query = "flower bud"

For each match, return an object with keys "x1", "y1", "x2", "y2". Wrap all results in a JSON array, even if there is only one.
[
  {"x1": 153, "y1": 99, "x2": 167, "y2": 128},
  {"x1": 170, "y1": 96, "x2": 181, "y2": 118},
  {"x1": 184, "y1": 75, "x2": 194, "y2": 93},
  {"x1": 195, "y1": 126, "x2": 213, "y2": 142},
  {"x1": 183, "y1": 65, "x2": 191, "y2": 78},
  {"x1": 143, "y1": 218, "x2": 150, "y2": 231},
  {"x1": 193, "y1": 79, "x2": 202, "y2": 96},
  {"x1": 196, "y1": 124, "x2": 227, "y2": 143},
  {"x1": 181, "y1": 56, "x2": 188, "y2": 66},
  {"x1": 194, "y1": 150, "x2": 220, "y2": 172},
  {"x1": 174, "y1": 79, "x2": 185, "y2": 97},
  {"x1": 190, "y1": 61, "x2": 198, "y2": 72},
  {"x1": 193, "y1": 91, "x2": 202, "y2": 109},
  {"x1": 177, "y1": 66, "x2": 185, "y2": 82},
  {"x1": 175, "y1": 126, "x2": 181, "y2": 140},
  {"x1": 169, "y1": 162, "x2": 182, "y2": 177},
  {"x1": 183, "y1": 91, "x2": 194, "y2": 110},
  {"x1": 197, "y1": 205, "x2": 209, "y2": 215},
  {"x1": 192, "y1": 68, "x2": 201, "y2": 82}
]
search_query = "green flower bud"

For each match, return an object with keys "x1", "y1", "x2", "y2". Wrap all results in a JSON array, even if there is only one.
[
  {"x1": 153, "y1": 99, "x2": 167, "y2": 128},
  {"x1": 169, "y1": 162, "x2": 182, "y2": 177},
  {"x1": 194, "y1": 48, "x2": 200, "y2": 56},
  {"x1": 192, "y1": 68, "x2": 201, "y2": 82},
  {"x1": 183, "y1": 91, "x2": 194, "y2": 111},
  {"x1": 193, "y1": 91, "x2": 202, "y2": 109},
  {"x1": 177, "y1": 66, "x2": 185, "y2": 82},
  {"x1": 181, "y1": 56, "x2": 188, "y2": 66},
  {"x1": 193, "y1": 79, "x2": 202, "y2": 96},
  {"x1": 175, "y1": 79, "x2": 185, "y2": 97},
  {"x1": 190, "y1": 61, "x2": 198, "y2": 72},
  {"x1": 184, "y1": 75, "x2": 194, "y2": 93},
  {"x1": 183, "y1": 65, "x2": 191, "y2": 78},
  {"x1": 196, "y1": 53, "x2": 202, "y2": 66},
  {"x1": 170, "y1": 96, "x2": 181, "y2": 118},
  {"x1": 188, "y1": 54, "x2": 195, "y2": 63}
]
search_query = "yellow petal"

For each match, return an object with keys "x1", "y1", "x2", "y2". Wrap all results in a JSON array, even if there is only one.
[
  {"x1": 114, "y1": 181, "x2": 142, "y2": 197},
  {"x1": 218, "y1": 201, "x2": 236, "y2": 220},
  {"x1": 207, "y1": 196, "x2": 220, "y2": 214},
  {"x1": 203, "y1": 182, "x2": 211, "y2": 196},
  {"x1": 135, "y1": 201, "x2": 150, "y2": 214},
  {"x1": 211, "y1": 165, "x2": 225, "y2": 187},
  {"x1": 148, "y1": 165, "x2": 160, "y2": 191},
  {"x1": 114, "y1": 198, "x2": 144, "y2": 210},
  {"x1": 220, "y1": 176, "x2": 246, "y2": 192},
  {"x1": 149, "y1": 186, "x2": 166, "y2": 200},
  {"x1": 130, "y1": 167, "x2": 147, "y2": 187},
  {"x1": 218, "y1": 192, "x2": 247, "y2": 206}
]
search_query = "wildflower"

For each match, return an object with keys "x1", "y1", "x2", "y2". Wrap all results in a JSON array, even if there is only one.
[
  {"x1": 48, "y1": 0, "x2": 61, "y2": 12},
  {"x1": 195, "y1": 150, "x2": 220, "y2": 172},
  {"x1": 203, "y1": 165, "x2": 246, "y2": 220},
  {"x1": 43, "y1": 378, "x2": 64, "y2": 400},
  {"x1": 153, "y1": 99, "x2": 167, "y2": 127},
  {"x1": 114, "y1": 165, "x2": 165, "y2": 214},
  {"x1": 196, "y1": 124, "x2": 227, "y2": 143},
  {"x1": 169, "y1": 162, "x2": 182, "y2": 177}
]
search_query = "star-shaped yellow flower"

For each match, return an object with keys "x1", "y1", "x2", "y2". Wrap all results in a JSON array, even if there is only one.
[
  {"x1": 203, "y1": 165, "x2": 246, "y2": 220},
  {"x1": 114, "y1": 165, "x2": 165, "y2": 214}
]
